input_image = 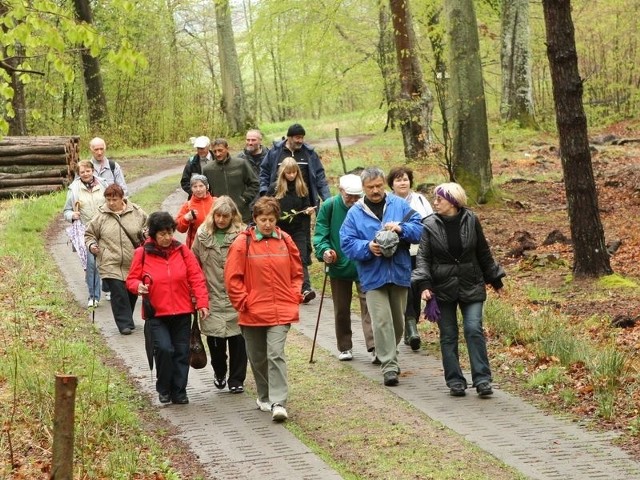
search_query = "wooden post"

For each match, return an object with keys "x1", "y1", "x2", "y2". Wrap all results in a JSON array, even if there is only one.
[{"x1": 50, "y1": 374, "x2": 78, "y2": 480}]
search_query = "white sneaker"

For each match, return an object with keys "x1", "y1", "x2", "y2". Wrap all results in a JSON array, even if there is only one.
[
  {"x1": 271, "y1": 403, "x2": 288, "y2": 422},
  {"x1": 104, "y1": 292, "x2": 111, "y2": 301},
  {"x1": 256, "y1": 398, "x2": 271, "y2": 412},
  {"x1": 87, "y1": 298, "x2": 97, "y2": 308},
  {"x1": 338, "y1": 350, "x2": 353, "y2": 361}
]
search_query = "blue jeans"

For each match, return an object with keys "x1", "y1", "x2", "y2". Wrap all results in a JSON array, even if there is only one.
[
  {"x1": 149, "y1": 314, "x2": 191, "y2": 398},
  {"x1": 437, "y1": 301, "x2": 492, "y2": 387},
  {"x1": 85, "y1": 252, "x2": 101, "y2": 301}
]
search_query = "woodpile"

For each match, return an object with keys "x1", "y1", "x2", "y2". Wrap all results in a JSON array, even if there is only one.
[{"x1": 0, "y1": 136, "x2": 80, "y2": 199}]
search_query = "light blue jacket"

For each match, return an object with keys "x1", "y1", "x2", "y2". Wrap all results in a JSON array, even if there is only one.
[{"x1": 339, "y1": 193, "x2": 423, "y2": 292}]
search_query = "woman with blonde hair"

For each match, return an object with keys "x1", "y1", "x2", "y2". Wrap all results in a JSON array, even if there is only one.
[
  {"x1": 269, "y1": 158, "x2": 316, "y2": 303},
  {"x1": 412, "y1": 182, "x2": 505, "y2": 397},
  {"x1": 192, "y1": 196, "x2": 248, "y2": 393}
]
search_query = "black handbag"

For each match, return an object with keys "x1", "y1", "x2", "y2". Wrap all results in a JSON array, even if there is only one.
[{"x1": 189, "y1": 314, "x2": 207, "y2": 369}]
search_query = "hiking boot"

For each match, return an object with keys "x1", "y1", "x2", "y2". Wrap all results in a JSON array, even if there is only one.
[
  {"x1": 383, "y1": 371, "x2": 399, "y2": 386},
  {"x1": 476, "y1": 382, "x2": 493, "y2": 397},
  {"x1": 338, "y1": 350, "x2": 353, "y2": 361},
  {"x1": 172, "y1": 395, "x2": 189, "y2": 404},
  {"x1": 449, "y1": 383, "x2": 466, "y2": 397},
  {"x1": 302, "y1": 290, "x2": 316, "y2": 304},
  {"x1": 120, "y1": 328, "x2": 132, "y2": 335},
  {"x1": 271, "y1": 403, "x2": 288, "y2": 422},
  {"x1": 404, "y1": 317, "x2": 421, "y2": 351},
  {"x1": 158, "y1": 393, "x2": 171, "y2": 404}
]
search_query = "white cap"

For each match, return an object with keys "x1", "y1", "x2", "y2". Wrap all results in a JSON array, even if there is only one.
[
  {"x1": 339, "y1": 174, "x2": 363, "y2": 195},
  {"x1": 192, "y1": 136, "x2": 210, "y2": 149}
]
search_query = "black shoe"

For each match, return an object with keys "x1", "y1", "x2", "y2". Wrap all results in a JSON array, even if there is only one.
[
  {"x1": 383, "y1": 371, "x2": 399, "y2": 386},
  {"x1": 476, "y1": 382, "x2": 493, "y2": 396},
  {"x1": 172, "y1": 395, "x2": 189, "y2": 404},
  {"x1": 158, "y1": 393, "x2": 171, "y2": 404},
  {"x1": 229, "y1": 385, "x2": 244, "y2": 394},
  {"x1": 120, "y1": 327, "x2": 132, "y2": 335},
  {"x1": 214, "y1": 376, "x2": 226, "y2": 390},
  {"x1": 449, "y1": 383, "x2": 466, "y2": 397},
  {"x1": 302, "y1": 290, "x2": 316, "y2": 304}
]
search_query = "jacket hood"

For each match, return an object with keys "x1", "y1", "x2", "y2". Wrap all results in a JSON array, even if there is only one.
[{"x1": 196, "y1": 223, "x2": 244, "y2": 248}]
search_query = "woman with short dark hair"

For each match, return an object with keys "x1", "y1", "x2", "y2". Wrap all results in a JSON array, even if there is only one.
[
  {"x1": 126, "y1": 211, "x2": 209, "y2": 405},
  {"x1": 224, "y1": 196, "x2": 303, "y2": 422}
]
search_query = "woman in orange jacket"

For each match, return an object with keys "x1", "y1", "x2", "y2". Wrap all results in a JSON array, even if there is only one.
[
  {"x1": 175, "y1": 174, "x2": 216, "y2": 248},
  {"x1": 224, "y1": 197, "x2": 303, "y2": 422}
]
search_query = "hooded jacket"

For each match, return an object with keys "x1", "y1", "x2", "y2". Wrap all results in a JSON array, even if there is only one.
[
  {"x1": 84, "y1": 200, "x2": 148, "y2": 281},
  {"x1": 192, "y1": 222, "x2": 244, "y2": 337},
  {"x1": 126, "y1": 239, "x2": 208, "y2": 319},
  {"x1": 339, "y1": 193, "x2": 423, "y2": 292},
  {"x1": 411, "y1": 208, "x2": 505, "y2": 303},
  {"x1": 224, "y1": 226, "x2": 303, "y2": 327}
]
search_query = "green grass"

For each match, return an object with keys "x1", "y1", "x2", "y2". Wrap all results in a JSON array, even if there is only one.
[{"x1": 0, "y1": 193, "x2": 197, "y2": 479}]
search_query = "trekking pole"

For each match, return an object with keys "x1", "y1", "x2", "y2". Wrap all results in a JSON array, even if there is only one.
[
  {"x1": 309, "y1": 264, "x2": 329, "y2": 363},
  {"x1": 91, "y1": 252, "x2": 97, "y2": 324}
]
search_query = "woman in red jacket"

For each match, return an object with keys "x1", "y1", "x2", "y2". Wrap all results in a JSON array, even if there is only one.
[
  {"x1": 224, "y1": 197, "x2": 303, "y2": 422},
  {"x1": 127, "y1": 211, "x2": 209, "y2": 405},
  {"x1": 175, "y1": 174, "x2": 216, "y2": 248}
]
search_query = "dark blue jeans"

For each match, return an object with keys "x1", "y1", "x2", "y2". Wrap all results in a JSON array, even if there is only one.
[
  {"x1": 437, "y1": 300, "x2": 492, "y2": 388},
  {"x1": 149, "y1": 314, "x2": 191, "y2": 398}
]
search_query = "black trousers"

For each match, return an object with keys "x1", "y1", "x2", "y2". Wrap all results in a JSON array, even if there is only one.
[
  {"x1": 104, "y1": 278, "x2": 137, "y2": 332},
  {"x1": 149, "y1": 314, "x2": 191, "y2": 398},
  {"x1": 206, "y1": 334, "x2": 248, "y2": 388}
]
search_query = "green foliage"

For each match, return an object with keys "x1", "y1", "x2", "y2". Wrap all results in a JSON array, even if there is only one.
[
  {"x1": 598, "y1": 273, "x2": 639, "y2": 289},
  {"x1": 527, "y1": 366, "x2": 568, "y2": 394}
]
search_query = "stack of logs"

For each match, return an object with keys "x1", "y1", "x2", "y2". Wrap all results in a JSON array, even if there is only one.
[{"x1": 0, "y1": 136, "x2": 80, "y2": 199}]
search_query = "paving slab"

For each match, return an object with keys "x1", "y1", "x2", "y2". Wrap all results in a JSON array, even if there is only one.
[{"x1": 50, "y1": 167, "x2": 640, "y2": 479}]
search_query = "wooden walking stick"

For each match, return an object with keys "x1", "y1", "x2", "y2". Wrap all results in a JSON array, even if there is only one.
[{"x1": 309, "y1": 265, "x2": 329, "y2": 363}]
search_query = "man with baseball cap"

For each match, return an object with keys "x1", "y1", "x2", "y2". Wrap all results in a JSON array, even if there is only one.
[
  {"x1": 313, "y1": 174, "x2": 374, "y2": 362},
  {"x1": 181, "y1": 136, "x2": 212, "y2": 198}
]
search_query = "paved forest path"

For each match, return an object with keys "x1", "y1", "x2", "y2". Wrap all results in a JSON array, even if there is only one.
[{"x1": 50, "y1": 166, "x2": 640, "y2": 479}]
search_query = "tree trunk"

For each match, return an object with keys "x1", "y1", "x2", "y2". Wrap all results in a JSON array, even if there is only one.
[
  {"x1": 377, "y1": 1, "x2": 398, "y2": 131},
  {"x1": 73, "y1": 0, "x2": 108, "y2": 130},
  {"x1": 542, "y1": 0, "x2": 612, "y2": 278},
  {"x1": 214, "y1": 0, "x2": 253, "y2": 134},
  {"x1": 445, "y1": 0, "x2": 492, "y2": 203},
  {"x1": 0, "y1": 2, "x2": 28, "y2": 135},
  {"x1": 500, "y1": 0, "x2": 537, "y2": 128},
  {"x1": 389, "y1": 0, "x2": 433, "y2": 161}
]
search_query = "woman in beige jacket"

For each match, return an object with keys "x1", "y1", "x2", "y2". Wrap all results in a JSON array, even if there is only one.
[
  {"x1": 85, "y1": 184, "x2": 148, "y2": 335},
  {"x1": 192, "y1": 196, "x2": 247, "y2": 393}
]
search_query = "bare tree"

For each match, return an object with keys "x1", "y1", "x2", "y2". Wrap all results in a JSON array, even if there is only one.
[
  {"x1": 73, "y1": 0, "x2": 108, "y2": 130},
  {"x1": 542, "y1": 0, "x2": 612, "y2": 277},
  {"x1": 389, "y1": 0, "x2": 433, "y2": 161},
  {"x1": 214, "y1": 0, "x2": 252, "y2": 134},
  {"x1": 501, "y1": 0, "x2": 537, "y2": 128},
  {"x1": 444, "y1": 0, "x2": 492, "y2": 202}
]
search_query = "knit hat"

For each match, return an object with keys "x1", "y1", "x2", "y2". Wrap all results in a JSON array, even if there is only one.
[
  {"x1": 374, "y1": 229, "x2": 400, "y2": 258},
  {"x1": 287, "y1": 123, "x2": 306, "y2": 137}
]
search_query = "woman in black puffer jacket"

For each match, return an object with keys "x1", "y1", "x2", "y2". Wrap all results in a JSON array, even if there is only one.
[{"x1": 412, "y1": 182, "x2": 505, "y2": 398}]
